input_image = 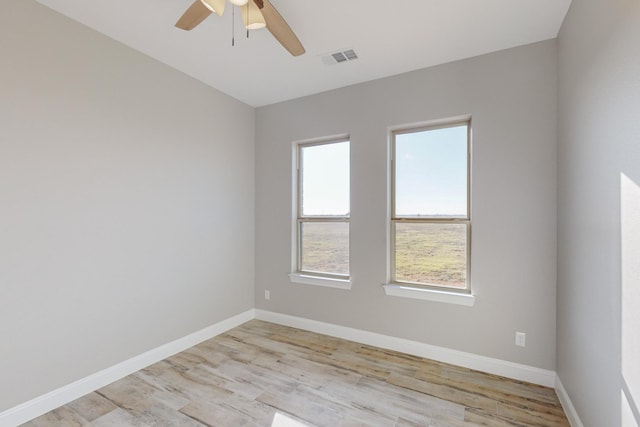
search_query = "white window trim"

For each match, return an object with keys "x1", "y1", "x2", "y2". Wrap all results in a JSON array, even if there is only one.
[
  {"x1": 386, "y1": 117, "x2": 474, "y2": 303},
  {"x1": 382, "y1": 283, "x2": 475, "y2": 306},
  {"x1": 289, "y1": 273, "x2": 352, "y2": 290},
  {"x1": 290, "y1": 134, "x2": 351, "y2": 288}
]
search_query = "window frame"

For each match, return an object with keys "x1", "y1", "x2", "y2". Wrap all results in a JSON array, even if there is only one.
[
  {"x1": 389, "y1": 119, "x2": 472, "y2": 294},
  {"x1": 292, "y1": 137, "x2": 351, "y2": 284}
]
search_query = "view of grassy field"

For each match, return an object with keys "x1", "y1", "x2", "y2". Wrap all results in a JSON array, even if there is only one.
[
  {"x1": 299, "y1": 222, "x2": 467, "y2": 288},
  {"x1": 394, "y1": 222, "x2": 467, "y2": 288},
  {"x1": 300, "y1": 222, "x2": 349, "y2": 275}
]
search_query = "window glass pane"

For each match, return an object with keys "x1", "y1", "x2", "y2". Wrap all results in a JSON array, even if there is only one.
[
  {"x1": 301, "y1": 141, "x2": 350, "y2": 216},
  {"x1": 395, "y1": 125, "x2": 467, "y2": 217},
  {"x1": 394, "y1": 222, "x2": 467, "y2": 288},
  {"x1": 300, "y1": 222, "x2": 349, "y2": 276}
]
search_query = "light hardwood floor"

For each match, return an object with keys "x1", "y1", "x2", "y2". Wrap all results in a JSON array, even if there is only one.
[{"x1": 22, "y1": 320, "x2": 569, "y2": 426}]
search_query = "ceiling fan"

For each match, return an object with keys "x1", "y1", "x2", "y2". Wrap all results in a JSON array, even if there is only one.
[{"x1": 175, "y1": 0, "x2": 305, "y2": 56}]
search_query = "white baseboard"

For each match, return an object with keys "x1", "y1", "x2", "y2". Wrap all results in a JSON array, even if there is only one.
[
  {"x1": 2, "y1": 308, "x2": 576, "y2": 427},
  {"x1": 255, "y1": 309, "x2": 557, "y2": 388},
  {"x1": 0, "y1": 309, "x2": 255, "y2": 427},
  {"x1": 555, "y1": 375, "x2": 585, "y2": 427}
]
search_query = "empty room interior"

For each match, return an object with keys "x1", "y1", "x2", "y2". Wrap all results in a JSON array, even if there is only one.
[{"x1": 1, "y1": 0, "x2": 638, "y2": 426}]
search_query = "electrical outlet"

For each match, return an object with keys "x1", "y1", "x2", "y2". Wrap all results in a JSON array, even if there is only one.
[
  {"x1": 264, "y1": 290, "x2": 270, "y2": 300},
  {"x1": 515, "y1": 332, "x2": 526, "y2": 347}
]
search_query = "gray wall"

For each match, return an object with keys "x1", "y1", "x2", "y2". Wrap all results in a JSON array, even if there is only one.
[
  {"x1": 0, "y1": 1, "x2": 255, "y2": 411},
  {"x1": 557, "y1": 0, "x2": 640, "y2": 425},
  {"x1": 255, "y1": 40, "x2": 558, "y2": 370}
]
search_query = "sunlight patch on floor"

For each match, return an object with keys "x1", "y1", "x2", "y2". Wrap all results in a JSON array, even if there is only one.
[{"x1": 271, "y1": 412, "x2": 313, "y2": 427}]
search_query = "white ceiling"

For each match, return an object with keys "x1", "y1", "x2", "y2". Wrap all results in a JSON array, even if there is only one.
[{"x1": 35, "y1": 0, "x2": 571, "y2": 107}]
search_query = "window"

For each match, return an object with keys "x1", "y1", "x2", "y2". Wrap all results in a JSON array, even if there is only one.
[
  {"x1": 390, "y1": 120, "x2": 471, "y2": 293},
  {"x1": 292, "y1": 138, "x2": 350, "y2": 287}
]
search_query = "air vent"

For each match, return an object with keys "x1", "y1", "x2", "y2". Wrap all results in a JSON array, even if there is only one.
[
  {"x1": 332, "y1": 52, "x2": 348, "y2": 63},
  {"x1": 343, "y1": 49, "x2": 358, "y2": 60},
  {"x1": 322, "y1": 49, "x2": 359, "y2": 65}
]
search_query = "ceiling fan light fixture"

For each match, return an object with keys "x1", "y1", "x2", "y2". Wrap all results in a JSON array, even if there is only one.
[
  {"x1": 241, "y1": 1, "x2": 266, "y2": 30},
  {"x1": 229, "y1": 0, "x2": 249, "y2": 6},
  {"x1": 176, "y1": 0, "x2": 304, "y2": 56},
  {"x1": 199, "y1": 0, "x2": 225, "y2": 16}
]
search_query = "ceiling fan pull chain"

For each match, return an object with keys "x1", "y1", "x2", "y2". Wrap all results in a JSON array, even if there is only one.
[{"x1": 232, "y1": 6, "x2": 235, "y2": 46}]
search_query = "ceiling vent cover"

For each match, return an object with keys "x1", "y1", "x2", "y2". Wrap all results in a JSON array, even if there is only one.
[{"x1": 323, "y1": 49, "x2": 359, "y2": 65}]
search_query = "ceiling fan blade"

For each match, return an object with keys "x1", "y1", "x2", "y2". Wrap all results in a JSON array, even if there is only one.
[
  {"x1": 176, "y1": 0, "x2": 213, "y2": 31},
  {"x1": 257, "y1": 0, "x2": 305, "y2": 56}
]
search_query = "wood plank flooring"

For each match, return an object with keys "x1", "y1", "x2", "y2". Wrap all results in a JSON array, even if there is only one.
[{"x1": 22, "y1": 320, "x2": 569, "y2": 426}]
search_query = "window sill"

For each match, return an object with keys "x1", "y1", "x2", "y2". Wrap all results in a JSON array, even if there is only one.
[
  {"x1": 383, "y1": 283, "x2": 475, "y2": 306},
  {"x1": 289, "y1": 273, "x2": 352, "y2": 290}
]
